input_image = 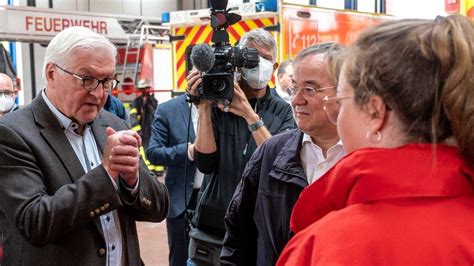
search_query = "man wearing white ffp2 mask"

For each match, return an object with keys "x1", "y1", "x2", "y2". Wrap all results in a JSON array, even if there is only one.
[
  {"x1": 241, "y1": 56, "x2": 274, "y2": 89},
  {"x1": 185, "y1": 28, "x2": 295, "y2": 266},
  {"x1": 0, "y1": 73, "x2": 18, "y2": 117}
]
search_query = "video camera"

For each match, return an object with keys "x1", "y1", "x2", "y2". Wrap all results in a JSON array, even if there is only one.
[{"x1": 190, "y1": 0, "x2": 259, "y2": 102}]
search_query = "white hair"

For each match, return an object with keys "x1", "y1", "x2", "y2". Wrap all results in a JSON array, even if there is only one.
[
  {"x1": 240, "y1": 28, "x2": 277, "y2": 62},
  {"x1": 42, "y1": 26, "x2": 117, "y2": 80}
]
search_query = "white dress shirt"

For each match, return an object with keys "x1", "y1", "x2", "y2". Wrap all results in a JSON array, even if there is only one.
[
  {"x1": 275, "y1": 86, "x2": 292, "y2": 103},
  {"x1": 188, "y1": 103, "x2": 204, "y2": 189},
  {"x1": 42, "y1": 90, "x2": 124, "y2": 266},
  {"x1": 300, "y1": 133, "x2": 345, "y2": 184}
]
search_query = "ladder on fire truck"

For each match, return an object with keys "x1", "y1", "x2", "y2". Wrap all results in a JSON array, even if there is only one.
[{"x1": 118, "y1": 21, "x2": 169, "y2": 88}]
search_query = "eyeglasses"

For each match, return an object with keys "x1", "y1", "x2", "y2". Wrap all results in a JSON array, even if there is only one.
[
  {"x1": 0, "y1": 91, "x2": 15, "y2": 98},
  {"x1": 323, "y1": 95, "x2": 355, "y2": 125},
  {"x1": 55, "y1": 64, "x2": 119, "y2": 92},
  {"x1": 288, "y1": 86, "x2": 336, "y2": 98}
]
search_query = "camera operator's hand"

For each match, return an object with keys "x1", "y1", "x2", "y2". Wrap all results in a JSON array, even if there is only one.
[
  {"x1": 186, "y1": 69, "x2": 211, "y2": 107},
  {"x1": 218, "y1": 81, "x2": 271, "y2": 146},
  {"x1": 217, "y1": 81, "x2": 260, "y2": 124},
  {"x1": 186, "y1": 69, "x2": 201, "y2": 96}
]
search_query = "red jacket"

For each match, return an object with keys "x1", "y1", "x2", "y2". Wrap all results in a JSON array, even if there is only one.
[{"x1": 277, "y1": 144, "x2": 474, "y2": 265}]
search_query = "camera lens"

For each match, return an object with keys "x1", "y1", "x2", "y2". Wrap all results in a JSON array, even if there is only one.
[
  {"x1": 233, "y1": 46, "x2": 259, "y2": 68},
  {"x1": 210, "y1": 79, "x2": 227, "y2": 96},
  {"x1": 202, "y1": 72, "x2": 233, "y2": 100}
]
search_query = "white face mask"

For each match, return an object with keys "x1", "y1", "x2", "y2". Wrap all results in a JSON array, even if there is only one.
[
  {"x1": 0, "y1": 94, "x2": 15, "y2": 113},
  {"x1": 241, "y1": 56, "x2": 274, "y2": 89}
]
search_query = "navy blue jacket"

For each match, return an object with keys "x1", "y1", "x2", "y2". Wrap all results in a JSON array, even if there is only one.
[
  {"x1": 146, "y1": 94, "x2": 196, "y2": 219},
  {"x1": 103, "y1": 94, "x2": 128, "y2": 121},
  {"x1": 221, "y1": 129, "x2": 308, "y2": 265}
]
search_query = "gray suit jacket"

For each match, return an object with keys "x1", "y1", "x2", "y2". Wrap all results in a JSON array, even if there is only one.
[{"x1": 0, "y1": 95, "x2": 169, "y2": 266}]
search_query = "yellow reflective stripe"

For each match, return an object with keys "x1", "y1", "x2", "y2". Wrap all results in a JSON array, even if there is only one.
[
  {"x1": 139, "y1": 146, "x2": 146, "y2": 158},
  {"x1": 132, "y1": 125, "x2": 142, "y2": 132},
  {"x1": 149, "y1": 165, "x2": 164, "y2": 171},
  {"x1": 138, "y1": 146, "x2": 164, "y2": 172},
  {"x1": 129, "y1": 108, "x2": 138, "y2": 115}
]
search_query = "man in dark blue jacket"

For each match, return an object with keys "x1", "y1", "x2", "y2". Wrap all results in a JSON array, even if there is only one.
[
  {"x1": 220, "y1": 43, "x2": 347, "y2": 265},
  {"x1": 147, "y1": 94, "x2": 202, "y2": 266},
  {"x1": 103, "y1": 93, "x2": 128, "y2": 121},
  {"x1": 186, "y1": 29, "x2": 295, "y2": 265}
]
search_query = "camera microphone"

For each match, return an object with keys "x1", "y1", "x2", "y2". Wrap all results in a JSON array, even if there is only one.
[{"x1": 191, "y1": 44, "x2": 215, "y2": 73}]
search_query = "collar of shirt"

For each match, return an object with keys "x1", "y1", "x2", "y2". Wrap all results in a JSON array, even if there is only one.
[
  {"x1": 302, "y1": 133, "x2": 343, "y2": 148},
  {"x1": 41, "y1": 90, "x2": 91, "y2": 134},
  {"x1": 9, "y1": 103, "x2": 18, "y2": 113},
  {"x1": 275, "y1": 86, "x2": 292, "y2": 102},
  {"x1": 300, "y1": 133, "x2": 345, "y2": 184}
]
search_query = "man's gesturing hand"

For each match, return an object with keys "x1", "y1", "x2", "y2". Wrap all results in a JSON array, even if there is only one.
[{"x1": 102, "y1": 127, "x2": 142, "y2": 187}]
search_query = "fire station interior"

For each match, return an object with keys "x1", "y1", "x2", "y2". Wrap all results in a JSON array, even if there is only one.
[{"x1": 0, "y1": 0, "x2": 472, "y2": 265}]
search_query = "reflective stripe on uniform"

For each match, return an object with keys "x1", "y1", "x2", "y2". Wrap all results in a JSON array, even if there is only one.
[{"x1": 138, "y1": 146, "x2": 164, "y2": 172}]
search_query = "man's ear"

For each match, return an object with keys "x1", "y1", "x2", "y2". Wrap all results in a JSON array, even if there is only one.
[
  {"x1": 45, "y1": 63, "x2": 56, "y2": 85},
  {"x1": 366, "y1": 95, "x2": 388, "y2": 133}
]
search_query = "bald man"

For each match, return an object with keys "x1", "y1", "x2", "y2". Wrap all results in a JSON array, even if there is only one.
[{"x1": 0, "y1": 73, "x2": 18, "y2": 117}]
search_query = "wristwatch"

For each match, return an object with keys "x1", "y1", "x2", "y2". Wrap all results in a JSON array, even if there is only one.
[{"x1": 248, "y1": 118, "x2": 264, "y2": 132}]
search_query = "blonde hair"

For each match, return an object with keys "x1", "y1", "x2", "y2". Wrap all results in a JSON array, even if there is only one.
[{"x1": 344, "y1": 15, "x2": 474, "y2": 164}]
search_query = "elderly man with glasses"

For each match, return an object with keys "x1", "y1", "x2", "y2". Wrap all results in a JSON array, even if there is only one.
[
  {"x1": 221, "y1": 43, "x2": 346, "y2": 265},
  {"x1": 0, "y1": 26, "x2": 169, "y2": 266},
  {"x1": 0, "y1": 73, "x2": 19, "y2": 117}
]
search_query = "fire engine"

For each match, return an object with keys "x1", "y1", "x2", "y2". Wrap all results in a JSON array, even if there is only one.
[
  {"x1": 163, "y1": 1, "x2": 392, "y2": 95},
  {"x1": 160, "y1": 0, "x2": 473, "y2": 95},
  {"x1": 0, "y1": 0, "x2": 472, "y2": 100}
]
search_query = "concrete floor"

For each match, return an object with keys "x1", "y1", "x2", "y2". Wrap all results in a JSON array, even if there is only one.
[{"x1": 137, "y1": 220, "x2": 170, "y2": 266}]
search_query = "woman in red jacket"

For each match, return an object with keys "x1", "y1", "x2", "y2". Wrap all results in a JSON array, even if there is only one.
[{"x1": 278, "y1": 15, "x2": 474, "y2": 265}]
